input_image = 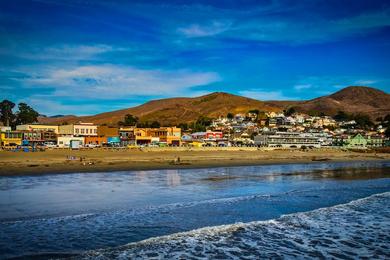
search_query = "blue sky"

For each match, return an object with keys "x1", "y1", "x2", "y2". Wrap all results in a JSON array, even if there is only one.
[{"x1": 0, "y1": 0, "x2": 389, "y2": 116}]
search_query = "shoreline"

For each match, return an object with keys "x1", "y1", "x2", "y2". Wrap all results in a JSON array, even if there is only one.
[{"x1": 1, "y1": 148, "x2": 389, "y2": 177}]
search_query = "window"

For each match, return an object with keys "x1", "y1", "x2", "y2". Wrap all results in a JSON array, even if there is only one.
[
  {"x1": 75, "y1": 129, "x2": 79, "y2": 134},
  {"x1": 81, "y1": 129, "x2": 85, "y2": 134},
  {"x1": 94, "y1": 129, "x2": 97, "y2": 133}
]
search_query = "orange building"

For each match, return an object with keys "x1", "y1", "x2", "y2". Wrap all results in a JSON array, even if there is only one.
[{"x1": 84, "y1": 136, "x2": 107, "y2": 145}]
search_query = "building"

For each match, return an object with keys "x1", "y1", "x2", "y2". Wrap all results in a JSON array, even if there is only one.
[
  {"x1": 0, "y1": 131, "x2": 23, "y2": 147},
  {"x1": 151, "y1": 127, "x2": 181, "y2": 146},
  {"x1": 84, "y1": 136, "x2": 106, "y2": 146},
  {"x1": 57, "y1": 136, "x2": 85, "y2": 148},
  {"x1": 119, "y1": 127, "x2": 135, "y2": 146},
  {"x1": 254, "y1": 132, "x2": 321, "y2": 148},
  {"x1": 97, "y1": 125, "x2": 119, "y2": 138},
  {"x1": 16, "y1": 124, "x2": 59, "y2": 134},
  {"x1": 367, "y1": 135, "x2": 384, "y2": 148},
  {"x1": 129, "y1": 127, "x2": 182, "y2": 146},
  {"x1": 344, "y1": 134, "x2": 367, "y2": 149},
  {"x1": 59, "y1": 123, "x2": 97, "y2": 137}
]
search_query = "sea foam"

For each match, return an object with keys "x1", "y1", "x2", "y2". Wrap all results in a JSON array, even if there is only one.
[{"x1": 75, "y1": 192, "x2": 390, "y2": 259}]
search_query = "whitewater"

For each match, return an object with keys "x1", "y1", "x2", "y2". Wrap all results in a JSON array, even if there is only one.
[{"x1": 76, "y1": 192, "x2": 390, "y2": 259}]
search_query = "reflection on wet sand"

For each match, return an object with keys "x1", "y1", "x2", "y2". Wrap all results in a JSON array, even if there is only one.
[{"x1": 202, "y1": 166, "x2": 390, "y2": 182}]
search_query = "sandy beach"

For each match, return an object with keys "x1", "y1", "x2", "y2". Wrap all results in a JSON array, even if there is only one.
[{"x1": 0, "y1": 147, "x2": 389, "y2": 176}]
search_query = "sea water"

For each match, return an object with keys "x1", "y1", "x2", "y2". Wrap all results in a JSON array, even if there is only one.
[{"x1": 0, "y1": 161, "x2": 389, "y2": 259}]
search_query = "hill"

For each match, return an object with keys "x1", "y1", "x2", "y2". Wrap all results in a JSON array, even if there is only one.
[
  {"x1": 292, "y1": 86, "x2": 390, "y2": 118},
  {"x1": 38, "y1": 86, "x2": 390, "y2": 126}
]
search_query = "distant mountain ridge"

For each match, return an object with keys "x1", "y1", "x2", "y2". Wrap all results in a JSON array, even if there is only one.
[{"x1": 38, "y1": 86, "x2": 390, "y2": 125}]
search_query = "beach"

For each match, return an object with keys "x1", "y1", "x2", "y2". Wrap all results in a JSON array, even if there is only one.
[{"x1": 1, "y1": 147, "x2": 389, "y2": 176}]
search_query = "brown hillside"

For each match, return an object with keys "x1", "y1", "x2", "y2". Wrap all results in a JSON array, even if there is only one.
[
  {"x1": 39, "y1": 92, "x2": 283, "y2": 126},
  {"x1": 294, "y1": 86, "x2": 390, "y2": 118},
  {"x1": 38, "y1": 86, "x2": 390, "y2": 126}
]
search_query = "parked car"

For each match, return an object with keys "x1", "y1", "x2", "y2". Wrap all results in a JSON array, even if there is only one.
[
  {"x1": 85, "y1": 143, "x2": 100, "y2": 148},
  {"x1": 43, "y1": 142, "x2": 57, "y2": 148}
]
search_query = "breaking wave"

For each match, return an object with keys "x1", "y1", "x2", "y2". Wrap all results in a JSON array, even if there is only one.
[{"x1": 76, "y1": 192, "x2": 390, "y2": 259}]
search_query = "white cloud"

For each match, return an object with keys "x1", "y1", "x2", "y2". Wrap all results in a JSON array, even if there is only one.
[
  {"x1": 294, "y1": 84, "x2": 312, "y2": 91},
  {"x1": 354, "y1": 80, "x2": 377, "y2": 85},
  {"x1": 175, "y1": 8, "x2": 390, "y2": 44},
  {"x1": 239, "y1": 89, "x2": 294, "y2": 100},
  {"x1": 6, "y1": 44, "x2": 120, "y2": 60},
  {"x1": 18, "y1": 64, "x2": 220, "y2": 99},
  {"x1": 20, "y1": 97, "x2": 140, "y2": 116},
  {"x1": 178, "y1": 20, "x2": 232, "y2": 38}
]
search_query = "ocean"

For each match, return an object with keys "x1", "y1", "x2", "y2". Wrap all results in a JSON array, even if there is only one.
[{"x1": 0, "y1": 161, "x2": 389, "y2": 259}]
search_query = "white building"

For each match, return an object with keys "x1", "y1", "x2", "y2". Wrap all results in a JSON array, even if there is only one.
[
  {"x1": 57, "y1": 136, "x2": 85, "y2": 148},
  {"x1": 254, "y1": 132, "x2": 321, "y2": 148}
]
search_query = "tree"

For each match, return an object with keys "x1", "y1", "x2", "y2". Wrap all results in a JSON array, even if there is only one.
[
  {"x1": 384, "y1": 114, "x2": 390, "y2": 123},
  {"x1": 353, "y1": 113, "x2": 373, "y2": 129},
  {"x1": 15, "y1": 103, "x2": 39, "y2": 125},
  {"x1": 334, "y1": 111, "x2": 350, "y2": 122},
  {"x1": 150, "y1": 121, "x2": 160, "y2": 128},
  {"x1": 248, "y1": 109, "x2": 259, "y2": 115},
  {"x1": 226, "y1": 113, "x2": 234, "y2": 120},
  {"x1": 189, "y1": 116, "x2": 213, "y2": 132},
  {"x1": 0, "y1": 100, "x2": 15, "y2": 127},
  {"x1": 385, "y1": 127, "x2": 390, "y2": 138},
  {"x1": 177, "y1": 122, "x2": 188, "y2": 131},
  {"x1": 284, "y1": 107, "x2": 296, "y2": 116},
  {"x1": 120, "y1": 114, "x2": 138, "y2": 126}
]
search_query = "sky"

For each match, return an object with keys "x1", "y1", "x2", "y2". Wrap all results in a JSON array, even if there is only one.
[{"x1": 0, "y1": 0, "x2": 390, "y2": 116}]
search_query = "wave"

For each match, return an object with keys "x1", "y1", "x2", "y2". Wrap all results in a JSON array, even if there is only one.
[{"x1": 75, "y1": 192, "x2": 390, "y2": 259}]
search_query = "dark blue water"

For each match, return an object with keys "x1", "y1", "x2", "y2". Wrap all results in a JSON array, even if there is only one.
[{"x1": 0, "y1": 161, "x2": 389, "y2": 259}]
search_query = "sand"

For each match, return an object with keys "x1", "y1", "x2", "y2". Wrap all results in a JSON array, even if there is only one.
[{"x1": 0, "y1": 147, "x2": 389, "y2": 176}]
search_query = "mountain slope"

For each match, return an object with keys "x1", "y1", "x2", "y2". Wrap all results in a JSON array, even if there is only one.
[
  {"x1": 39, "y1": 92, "x2": 283, "y2": 126},
  {"x1": 38, "y1": 86, "x2": 390, "y2": 126},
  {"x1": 293, "y1": 86, "x2": 390, "y2": 118}
]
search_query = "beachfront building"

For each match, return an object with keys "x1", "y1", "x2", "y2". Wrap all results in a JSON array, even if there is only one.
[
  {"x1": 0, "y1": 131, "x2": 23, "y2": 147},
  {"x1": 119, "y1": 127, "x2": 136, "y2": 146},
  {"x1": 367, "y1": 135, "x2": 384, "y2": 148},
  {"x1": 57, "y1": 136, "x2": 85, "y2": 148},
  {"x1": 343, "y1": 134, "x2": 367, "y2": 149},
  {"x1": 59, "y1": 123, "x2": 97, "y2": 137},
  {"x1": 133, "y1": 127, "x2": 181, "y2": 146},
  {"x1": 83, "y1": 125, "x2": 121, "y2": 146},
  {"x1": 155, "y1": 127, "x2": 181, "y2": 146},
  {"x1": 254, "y1": 131, "x2": 321, "y2": 148},
  {"x1": 84, "y1": 136, "x2": 106, "y2": 146},
  {"x1": 190, "y1": 131, "x2": 226, "y2": 146},
  {"x1": 16, "y1": 124, "x2": 59, "y2": 134}
]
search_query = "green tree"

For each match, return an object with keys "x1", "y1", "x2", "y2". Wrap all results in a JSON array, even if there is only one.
[
  {"x1": 189, "y1": 116, "x2": 213, "y2": 132},
  {"x1": 384, "y1": 114, "x2": 390, "y2": 123},
  {"x1": 0, "y1": 100, "x2": 15, "y2": 127},
  {"x1": 15, "y1": 103, "x2": 39, "y2": 125},
  {"x1": 353, "y1": 114, "x2": 373, "y2": 129},
  {"x1": 385, "y1": 127, "x2": 390, "y2": 138},
  {"x1": 248, "y1": 109, "x2": 259, "y2": 115},
  {"x1": 334, "y1": 111, "x2": 350, "y2": 121},
  {"x1": 177, "y1": 122, "x2": 188, "y2": 131},
  {"x1": 226, "y1": 113, "x2": 234, "y2": 120},
  {"x1": 120, "y1": 114, "x2": 139, "y2": 126},
  {"x1": 284, "y1": 107, "x2": 296, "y2": 116},
  {"x1": 150, "y1": 121, "x2": 160, "y2": 128}
]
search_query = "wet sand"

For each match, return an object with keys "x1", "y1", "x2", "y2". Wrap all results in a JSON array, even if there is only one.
[{"x1": 0, "y1": 147, "x2": 389, "y2": 176}]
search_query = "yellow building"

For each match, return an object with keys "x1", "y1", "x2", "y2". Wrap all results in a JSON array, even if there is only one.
[
  {"x1": 0, "y1": 131, "x2": 23, "y2": 147},
  {"x1": 133, "y1": 127, "x2": 181, "y2": 146},
  {"x1": 16, "y1": 124, "x2": 59, "y2": 134}
]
